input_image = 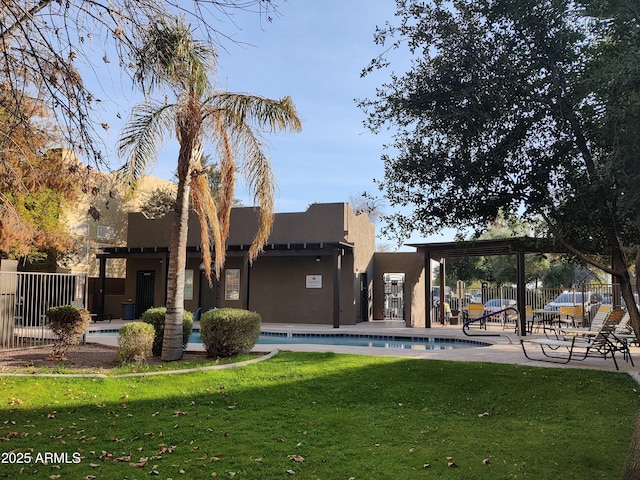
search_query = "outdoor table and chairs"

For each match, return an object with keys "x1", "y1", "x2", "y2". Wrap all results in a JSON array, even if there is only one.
[{"x1": 531, "y1": 309, "x2": 576, "y2": 333}]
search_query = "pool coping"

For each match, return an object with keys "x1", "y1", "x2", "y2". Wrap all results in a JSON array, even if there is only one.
[{"x1": 82, "y1": 320, "x2": 640, "y2": 376}]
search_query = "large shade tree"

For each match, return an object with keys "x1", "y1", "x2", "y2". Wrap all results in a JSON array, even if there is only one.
[
  {"x1": 0, "y1": 0, "x2": 280, "y2": 167},
  {"x1": 1, "y1": 1, "x2": 282, "y2": 269},
  {"x1": 0, "y1": 89, "x2": 80, "y2": 261},
  {"x1": 359, "y1": 0, "x2": 640, "y2": 336},
  {"x1": 118, "y1": 17, "x2": 301, "y2": 361}
]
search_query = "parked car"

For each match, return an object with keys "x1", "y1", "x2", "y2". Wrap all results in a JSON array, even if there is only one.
[
  {"x1": 469, "y1": 293, "x2": 483, "y2": 304},
  {"x1": 483, "y1": 298, "x2": 517, "y2": 314},
  {"x1": 543, "y1": 291, "x2": 602, "y2": 323},
  {"x1": 602, "y1": 293, "x2": 639, "y2": 310}
]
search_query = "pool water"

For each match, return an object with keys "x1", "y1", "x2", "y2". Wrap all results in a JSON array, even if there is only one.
[
  {"x1": 190, "y1": 331, "x2": 487, "y2": 350},
  {"x1": 89, "y1": 329, "x2": 488, "y2": 351}
]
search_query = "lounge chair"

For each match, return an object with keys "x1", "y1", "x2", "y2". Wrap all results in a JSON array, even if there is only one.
[
  {"x1": 612, "y1": 313, "x2": 638, "y2": 365},
  {"x1": 556, "y1": 305, "x2": 611, "y2": 338},
  {"x1": 520, "y1": 310, "x2": 631, "y2": 370}
]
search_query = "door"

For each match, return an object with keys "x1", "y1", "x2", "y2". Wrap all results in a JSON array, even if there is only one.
[
  {"x1": 135, "y1": 270, "x2": 155, "y2": 318},
  {"x1": 383, "y1": 273, "x2": 405, "y2": 320},
  {"x1": 360, "y1": 272, "x2": 369, "y2": 322}
]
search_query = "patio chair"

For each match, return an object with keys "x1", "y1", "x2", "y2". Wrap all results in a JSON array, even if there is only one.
[
  {"x1": 556, "y1": 305, "x2": 611, "y2": 338},
  {"x1": 609, "y1": 313, "x2": 638, "y2": 355},
  {"x1": 559, "y1": 306, "x2": 582, "y2": 328},
  {"x1": 463, "y1": 304, "x2": 487, "y2": 330},
  {"x1": 501, "y1": 308, "x2": 520, "y2": 331},
  {"x1": 520, "y1": 310, "x2": 631, "y2": 370}
]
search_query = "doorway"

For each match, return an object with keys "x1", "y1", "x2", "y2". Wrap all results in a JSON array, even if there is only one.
[
  {"x1": 383, "y1": 273, "x2": 405, "y2": 320},
  {"x1": 135, "y1": 270, "x2": 155, "y2": 318},
  {"x1": 360, "y1": 272, "x2": 369, "y2": 322}
]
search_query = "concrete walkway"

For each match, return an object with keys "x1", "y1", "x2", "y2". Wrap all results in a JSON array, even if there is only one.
[{"x1": 86, "y1": 319, "x2": 640, "y2": 379}]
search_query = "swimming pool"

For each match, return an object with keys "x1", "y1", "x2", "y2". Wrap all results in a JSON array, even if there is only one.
[
  {"x1": 194, "y1": 331, "x2": 488, "y2": 350},
  {"x1": 88, "y1": 329, "x2": 489, "y2": 351}
]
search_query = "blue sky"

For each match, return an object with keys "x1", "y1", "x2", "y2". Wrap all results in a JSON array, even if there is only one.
[
  {"x1": 94, "y1": 0, "x2": 454, "y2": 245},
  {"x1": 211, "y1": 1, "x2": 392, "y2": 213}
]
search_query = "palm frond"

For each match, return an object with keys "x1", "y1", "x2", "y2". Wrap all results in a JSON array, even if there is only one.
[
  {"x1": 208, "y1": 93, "x2": 302, "y2": 134},
  {"x1": 135, "y1": 16, "x2": 215, "y2": 98},
  {"x1": 219, "y1": 120, "x2": 276, "y2": 261},
  {"x1": 117, "y1": 101, "x2": 177, "y2": 191},
  {"x1": 235, "y1": 127, "x2": 276, "y2": 261},
  {"x1": 191, "y1": 163, "x2": 224, "y2": 282},
  {"x1": 212, "y1": 117, "x2": 235, "y2": 248}
]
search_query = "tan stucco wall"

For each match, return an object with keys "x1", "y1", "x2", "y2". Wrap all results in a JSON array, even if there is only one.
[
  {"x1": 373, "y1": 251, "x2": 426, "y2": 327},
  {"x1": 64, "y1": 172, "x2": 175, "y2": 277},
  {"x1": 121, "y1": 203, "x2": 377, "y2": 324}
]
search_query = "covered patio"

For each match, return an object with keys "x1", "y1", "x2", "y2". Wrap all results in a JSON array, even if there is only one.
[{"x1": 409, "y1": 237, "x2": 569, "y2": 334}]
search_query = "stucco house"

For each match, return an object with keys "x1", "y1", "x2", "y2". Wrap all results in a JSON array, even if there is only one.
[{"x1": 93, "y1": 202, "x2": 428, "y2": 327}]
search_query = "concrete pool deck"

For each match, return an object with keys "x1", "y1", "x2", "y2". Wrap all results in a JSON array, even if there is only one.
[{"x1": 86, "y1": 319, "x2": 640, "y2": 379}]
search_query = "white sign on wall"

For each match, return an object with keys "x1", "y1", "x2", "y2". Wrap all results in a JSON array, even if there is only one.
[{"x1": 306, "y1": 275, "x2": 322, "y2": 289}]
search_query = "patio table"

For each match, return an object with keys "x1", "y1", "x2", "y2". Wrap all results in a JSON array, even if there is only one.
[{"x1": 531, "y1": 309, "x2": 575, "y2": 333}]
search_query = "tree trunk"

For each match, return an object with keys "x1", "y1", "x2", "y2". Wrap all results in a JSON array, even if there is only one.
[
  {"x1": 161, "y1": 124, "x2": 202, "y2": 361},
  {"x1": 161, "y1": 170, "x2": 191, "y2": 361},
  {"x1": 611, "y1": 249, "x2": 640, "y2": 341},
  {"x1": 621, "y1": 411, "x2": 640, "y2": 480}
]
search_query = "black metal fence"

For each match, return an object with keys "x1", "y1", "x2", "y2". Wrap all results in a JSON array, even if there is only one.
[
  {"x1": 434, "y1": 283, "x2": 636, "y2": 328},
  {"x1": 0, "y1": 271, "x2": 88, "y2": 349}
]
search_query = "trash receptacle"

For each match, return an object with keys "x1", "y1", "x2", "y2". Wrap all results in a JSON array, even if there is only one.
[{"x1": 121, "y1": 302, "x2": 136, "y2": 320}]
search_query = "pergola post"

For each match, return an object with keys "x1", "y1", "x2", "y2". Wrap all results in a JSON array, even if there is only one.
[
  {"x1": 516, "y1": 250, "x2": 527, "y2": 336},
  {"x1": 425, "y1": 251, "x2": 432, "y2": 328},
  {"x1": 438, "y1": 258, "x2": 446, "y2": 324},
  {"x1": 98, "y1": 255, "x2": 107, "y2": 316},
  {"x1": 333, "y1": 248, "x2": 342, "y2": 328}
]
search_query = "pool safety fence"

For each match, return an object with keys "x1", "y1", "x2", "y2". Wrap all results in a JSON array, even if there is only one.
[{"x1": 0, "y1": 271, "x2": 88, "y2": 349}]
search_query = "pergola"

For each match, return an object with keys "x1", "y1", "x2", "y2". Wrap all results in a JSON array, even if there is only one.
[{"x1": 408, "y1": 237, "x2": 568, "y2": 334}]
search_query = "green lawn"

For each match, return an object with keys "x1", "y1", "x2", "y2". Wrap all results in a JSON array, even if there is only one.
[{"x1": 1, "y1": 352, "x2": 638, "y2": 479}]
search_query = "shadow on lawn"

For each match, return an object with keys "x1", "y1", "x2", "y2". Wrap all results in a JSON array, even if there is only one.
[{"x1": 1, "y1": 352, "x2": 638, "y2": 479}]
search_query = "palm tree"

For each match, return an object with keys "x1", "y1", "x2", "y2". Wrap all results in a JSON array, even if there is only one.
[{"x1": 117, "y1": 17, "x2": 301, "y2": 361}]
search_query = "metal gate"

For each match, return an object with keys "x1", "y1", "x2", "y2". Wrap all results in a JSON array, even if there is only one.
[
  {"x1": 383, "y1": 273, "x2": 405, "y2": 320},
  {"x1": 0, "y1": 271, "x2": 88, "y2": 349}
]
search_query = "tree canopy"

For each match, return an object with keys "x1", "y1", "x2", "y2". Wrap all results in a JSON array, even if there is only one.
[
  {"x1": 0, "y1": 88, "x2": 81, "y2": 259},
  {"x1": 0, "y1": 0, "x2": 283, "y2": 266},
  {"x1": 0, "y1": 0, "x2": 279, "y2": 166},
  {"x1": 360, "y1": 0, "x2": 640, "y2": 323}
]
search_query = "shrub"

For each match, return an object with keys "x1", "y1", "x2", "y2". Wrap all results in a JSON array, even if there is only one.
[
  {"x1": 117, "y1": 322, "x2": 155, "y2": 364},
  {"x1": 200, "y1": 308, "x2": 261, "y2": 358},
  {"x1": 45, "y1": 305, "x2": 91, "y2": 360},
  {"x1": 142, "y1": 307, "x2": 193, "y2": 356}
]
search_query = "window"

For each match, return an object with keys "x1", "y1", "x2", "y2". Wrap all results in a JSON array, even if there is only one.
[
  {"x1": 184, "y1": 269, "x2": 194, "y2": 301},
  {"x1": 97, "y1": 225, "x2": 115, "y2": 240},
  {"x1": 71, "y1": 222, "x2": 89, "y2": 237},
  {"x1": 225, "y1": 269, "x2": 240, "y2": 300}
]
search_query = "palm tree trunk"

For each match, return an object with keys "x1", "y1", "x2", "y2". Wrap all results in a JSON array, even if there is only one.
[
  {"x1": 161, "y1": 129, "x2": 200, "y2": 361},
  {"x1": 161, "y1": 176, "x2": 190, "y2": 361}
]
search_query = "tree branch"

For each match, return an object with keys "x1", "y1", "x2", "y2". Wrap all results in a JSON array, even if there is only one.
[
  {"x1": 0, "y1": 0, "x2": 53, "y2": 42},
  {"x1": 540, "y1": 210, "x2": 620, "y2": 277}
]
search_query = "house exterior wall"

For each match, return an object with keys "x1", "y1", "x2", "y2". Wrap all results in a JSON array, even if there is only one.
[
  {"x1": 344, "y1": 206, "x2": 376, "y2": 323},
  {"x1": 65, "y1": 172, "x2": 175, "y2": 277},
  {"x1": 373, "y1": 251, "x2": 426, "y2": 327},
  {"x1": 249, "y1": 256, "x2": 333, "y2": 323},
  {"x1": 117, "y1": 203, "x2": 377, "y2": 325}
]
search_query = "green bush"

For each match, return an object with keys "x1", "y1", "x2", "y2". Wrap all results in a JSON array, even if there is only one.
[
  {"x1": 45, "y1": 305, "x2": 91, "y2": 360},
  {"x1": 117, "y1": 322, "x2": 155, "y2": 364},
  {"x1": 200, "y1": 308, "x2": 261, "y2": 358},
  {"x1": 141, "y1": 307, "x2": 193, "y2": 356}
]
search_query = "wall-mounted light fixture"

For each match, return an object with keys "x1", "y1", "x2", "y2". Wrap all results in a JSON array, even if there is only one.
[{"x1": 315, "y1": 256, "x2": 321, "y2": 262}]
